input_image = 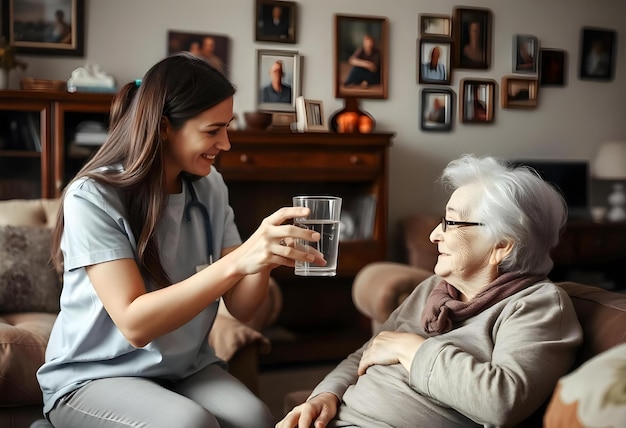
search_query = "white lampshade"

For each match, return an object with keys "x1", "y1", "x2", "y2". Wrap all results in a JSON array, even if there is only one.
[
  {"x1": 593, "y1": 141, "x2": 626, "y2": 222},
  {"x1": 592, "y1": 141, "x2": 626, "y2": 180}
]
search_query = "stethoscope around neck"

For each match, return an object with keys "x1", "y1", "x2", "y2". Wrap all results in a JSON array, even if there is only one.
[{"x1": 183, "y1": 178, "x2": 214, "y2": 264}]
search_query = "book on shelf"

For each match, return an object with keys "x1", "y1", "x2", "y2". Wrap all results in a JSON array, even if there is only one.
[
  {"x1": 6, "y1": 113, "x2": 41, "y2": 152},
  {"x1": 341, "y1": 194, "x2": 377, "y2": 241},
  {"x1": 73, "y1": 121, "x2": 108, "y2": 146},
  {"x1": 355, "y1": 194, "x2": 377, "y2": 240},
  {"x1": 25, "y1": 114, "x2": 41, "y2": 151}
]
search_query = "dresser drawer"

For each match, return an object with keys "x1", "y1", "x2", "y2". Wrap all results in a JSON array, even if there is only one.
[
  {"x1": 220, "y1": 150, "x2": 380, "y2": 169},
  {"x1": 217, "y1": 150, "x2": 382, "y2": 180}
]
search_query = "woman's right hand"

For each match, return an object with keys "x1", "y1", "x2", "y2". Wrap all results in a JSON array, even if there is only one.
[
  {"x1": 231, "y1": 206, "x2": 324, "y2": 276},
  {"x1": 276, "y1": 393, "x2": 339, "y2": 428}
]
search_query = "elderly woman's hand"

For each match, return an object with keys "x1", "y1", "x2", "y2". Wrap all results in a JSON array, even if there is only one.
[
  {"x1": 276, "y1": 392, "x2": 339, "y2": 428},
  {"x1": 358, "y1": 331, "x2": 425, "y2": 375}
]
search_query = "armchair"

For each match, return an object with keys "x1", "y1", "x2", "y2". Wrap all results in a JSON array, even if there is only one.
[
  {"x1": 0, "y1": 198, "x2": 281, "y2": 427},
  {"x1": 284, "y1": 213, "x2": 626, "y2": 426}
]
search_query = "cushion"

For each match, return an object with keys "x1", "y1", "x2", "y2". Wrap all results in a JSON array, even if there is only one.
[
  {"x1": 544, "y1": 342, "x2": 626, "y2": 428},
  {"x1": 209, "y1": 314, "x2": 270, "y2": 361},
  {"x1": 0, "y1": 225, "x2": 61, "y2": 314},
  {"x1": 0, "y1": 312, "x2": 56, "y2": 405}
]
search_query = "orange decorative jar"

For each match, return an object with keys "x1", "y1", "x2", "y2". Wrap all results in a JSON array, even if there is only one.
[{"x1": 330, "y1": 97, "x2": 375, "y2": 134}]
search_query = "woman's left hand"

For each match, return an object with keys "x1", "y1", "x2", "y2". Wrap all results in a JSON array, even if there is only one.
[{"x1": 358, "y1": 331, "x2": 425, "y2": 375}]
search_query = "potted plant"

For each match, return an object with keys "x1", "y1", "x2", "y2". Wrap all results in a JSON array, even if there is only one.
[{"x1": 0, "y1": 37, "x2": 27, "y2": 89}]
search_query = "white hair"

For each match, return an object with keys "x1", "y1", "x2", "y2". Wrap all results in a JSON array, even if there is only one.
[{"x1": 441, "y1": 154, "x2": 567, "y2": 275}]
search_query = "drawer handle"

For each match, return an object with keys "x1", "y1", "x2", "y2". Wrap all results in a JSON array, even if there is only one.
[
  {"x1": 239, "y1": 154, "x2": 251, "y2": 164},
  {"x1": 350, "y1": 155, "x2": 361, "y2": 165}
]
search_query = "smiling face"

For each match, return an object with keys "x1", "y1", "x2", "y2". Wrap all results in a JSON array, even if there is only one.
[
  {"x1": 161, "y1": 96, "x2": 233, "y2": 193},
  {"x1": 429, "y1": 183, "x2": 499, "y2": 292}
]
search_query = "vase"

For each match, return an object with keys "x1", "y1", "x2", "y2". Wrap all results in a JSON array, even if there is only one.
[
  {"x1": 329, "y1": 97, "x2": 376, "y2": 134},
  {"x1": 0, "y1": 69, "x2": 9, "y2": 90}
]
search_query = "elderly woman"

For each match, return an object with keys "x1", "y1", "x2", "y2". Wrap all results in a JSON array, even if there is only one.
[{"x1": 278, "y1": 154, "x2": 583, "y2": 428}]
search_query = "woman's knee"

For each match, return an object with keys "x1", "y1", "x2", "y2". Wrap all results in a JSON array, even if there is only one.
[
  {"x1": 175, "y1": 404, "x2": 220, "y2": 428},
  {"x1": 219, "y1": 398, "x2": 275, "y2": 428}
]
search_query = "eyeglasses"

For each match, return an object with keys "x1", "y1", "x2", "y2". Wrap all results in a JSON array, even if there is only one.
[{"x1": 441, "y1": 217, "x2": 484, "y2": 233}]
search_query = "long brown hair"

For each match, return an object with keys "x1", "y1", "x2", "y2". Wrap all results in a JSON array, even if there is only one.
[{"x1": 51, "y1": 52, "x2": 236, "y2": 288}]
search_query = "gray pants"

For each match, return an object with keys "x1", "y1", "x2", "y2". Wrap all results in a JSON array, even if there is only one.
[{"x1": 47, "y1": 364, "x2": 274, "y2": 428}]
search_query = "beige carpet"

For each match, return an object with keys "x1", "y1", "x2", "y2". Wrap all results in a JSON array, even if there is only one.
[{"x1": 259, "y1": 364, "x2": 335, "y2": 420}]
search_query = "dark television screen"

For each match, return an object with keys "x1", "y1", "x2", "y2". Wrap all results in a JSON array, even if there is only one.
[{"x1": 511, "y1": 160, "x2": 590, "y2": 218}]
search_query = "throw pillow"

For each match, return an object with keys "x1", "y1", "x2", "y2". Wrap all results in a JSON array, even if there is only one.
[
  {"x1": 0, "y1": 225, "x2": 61, "y2": 314},
  {"x1": 544, "y1": 342, "x2": 626, "y2": 428}
]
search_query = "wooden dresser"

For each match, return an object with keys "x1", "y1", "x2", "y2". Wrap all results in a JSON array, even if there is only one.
[{"x1": 222, "y1": 130, "x2": 394, "y2": 366}]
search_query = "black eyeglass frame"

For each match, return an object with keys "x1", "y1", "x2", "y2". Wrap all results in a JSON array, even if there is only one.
[{"x1": 441, "y1": 217, "x2": 485, "y2": 232}]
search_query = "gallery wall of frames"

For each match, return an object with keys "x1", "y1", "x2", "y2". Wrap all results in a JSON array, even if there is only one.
[
  {"x1": 157, "y1": 2, "x2": 616, "y2": 134},
  {"x1": 157, "y1": 1, "x2": 615, "y2": 133},
  {"x1": 416, "y1": 7, "x2": 616, "y2": 132},
  {"x1": 2, "y1": 0, "x2": 618, "y2": 135}
]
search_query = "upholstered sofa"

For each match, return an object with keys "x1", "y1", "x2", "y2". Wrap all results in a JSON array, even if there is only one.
[
  {"x1": 285, "y1": 214, "x2": 626, "y2": 426},
  {"x1": 0, "y1": 198, "x2": 282, "y2": 428}
]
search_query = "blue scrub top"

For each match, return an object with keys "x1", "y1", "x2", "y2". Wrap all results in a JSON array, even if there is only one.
[{"x1": 37, "y1": 167, "x2": 242, "y2": 414}]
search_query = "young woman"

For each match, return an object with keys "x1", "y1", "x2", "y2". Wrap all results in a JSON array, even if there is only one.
[{"x1": 36, "y1": 52, "x2": 322, "y2": 428}]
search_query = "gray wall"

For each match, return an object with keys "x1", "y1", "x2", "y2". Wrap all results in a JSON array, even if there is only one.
[{"x1": 8, "y1": 0, "x2": 626, "y2": 242}]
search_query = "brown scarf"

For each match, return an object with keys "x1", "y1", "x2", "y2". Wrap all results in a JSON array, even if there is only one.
[{"x1": 421, "y1": 272, "x2": 545, "y2": 335}]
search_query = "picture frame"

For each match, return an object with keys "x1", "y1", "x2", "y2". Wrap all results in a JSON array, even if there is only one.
[
  {"x1": 579, "y1": 27, "x2": 616, "y2": 81},
  {"x1": 453, "y1": 7, "x2": 492, "y2": 70},
  {"x1": 420, "y1": 88, "x2": 454, "y2": 132},
  {"x1": 418, "y1": 39, "x2": 452, "y2": 85},
  {"x1": 540, "y1": 49, "x2": 567, "y2": 87},
  {"x1": 501, "y1": 76, "x2": 538, "y2": 109},
  {"x1": 2, "y1": 0, "x2": 84, "y2": 56},
  {"x1": 256, "y1": 49, "x2": 301, "y2": 112},
  {"x1": 295, "y1": 96, "x2": 326, "y2": 132},
  {"x1": 334, "y1": 14, "x2": 389, "y2": 99},
  {"x1": 419, "y1": 14, "x2": 451, "y2": 38},
  {"x1": 460, "y1": 78, "x2": 496, "y2": 123},
  {"x1": 254, "y1": 0, "x2": 296, "y2": 44},
  {"x1": 168, "y1": 30, "x2": 230, "y2": 77},
  {"x1": 513, "y1": 34, "x2": 539, "y2": 74}
]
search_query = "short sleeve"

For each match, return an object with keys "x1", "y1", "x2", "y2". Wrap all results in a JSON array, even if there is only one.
[{"x1": 62, "y1": 180, "x2": 135, "y2": 271}]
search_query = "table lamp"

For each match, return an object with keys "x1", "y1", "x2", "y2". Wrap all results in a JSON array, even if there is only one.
[{"x1": 592, "y1": 141, "x2": 626, "y2": 222}]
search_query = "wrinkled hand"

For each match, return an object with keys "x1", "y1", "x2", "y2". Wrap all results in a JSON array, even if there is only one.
[
  {"x1": 358, "y1": 331, "x2": 425, "y2": 375},
  {"x1": 233, "y1": 207, "x2": 325, "y2": 276},
  {"x1": 276, "y1": 392, "x2": 339, "y2": 428}
]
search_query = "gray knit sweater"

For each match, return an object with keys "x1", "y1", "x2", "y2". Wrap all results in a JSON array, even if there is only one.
[{"x1": 310, "y1": 274, "x2": 583, "y2": 427}]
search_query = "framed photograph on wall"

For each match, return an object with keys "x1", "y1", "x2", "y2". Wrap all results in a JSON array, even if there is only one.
[
  {"x1": 2, "y1": 0, "x2": 84, "y2": 56},
  {"x1": 540, "y1": 49, "x2": 567, "y2": 87},
  {"x1": 256, "y1": 49, "x2": 301, "y2": 112},
  {"x1": 255, "y1": 0, "x2": 296, "y2": 44},
  {"x1": 460, "y1": 78, "x2": 496, "y2": 123},
  {"x1": 418, "y1": 39, "x2": 452, "y2": 85},
  {"x1": 334, "y1": 14, "x2": 388, "y2": 99},
  {"x1": 513, "y1": 34, "x2": 539, "y2": 74},
  {"x1": 168, "y1": 30, "x2": 230, "y2": 77},
  {"x1": 501, "y1": 76, "x2": 538, "y2": 108},
  {"x1": 579, "y1": 27, "x2": 616, "y2": 81},
  {"x1": 420, "y1": 88, "x2": 454, "y2": 132},
  {"x1": 419, "y1": 14, "x2": 451, "y2": 38},
  {"x1": 453, "y1": 7, "x2": 492, "y2": 70}
]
